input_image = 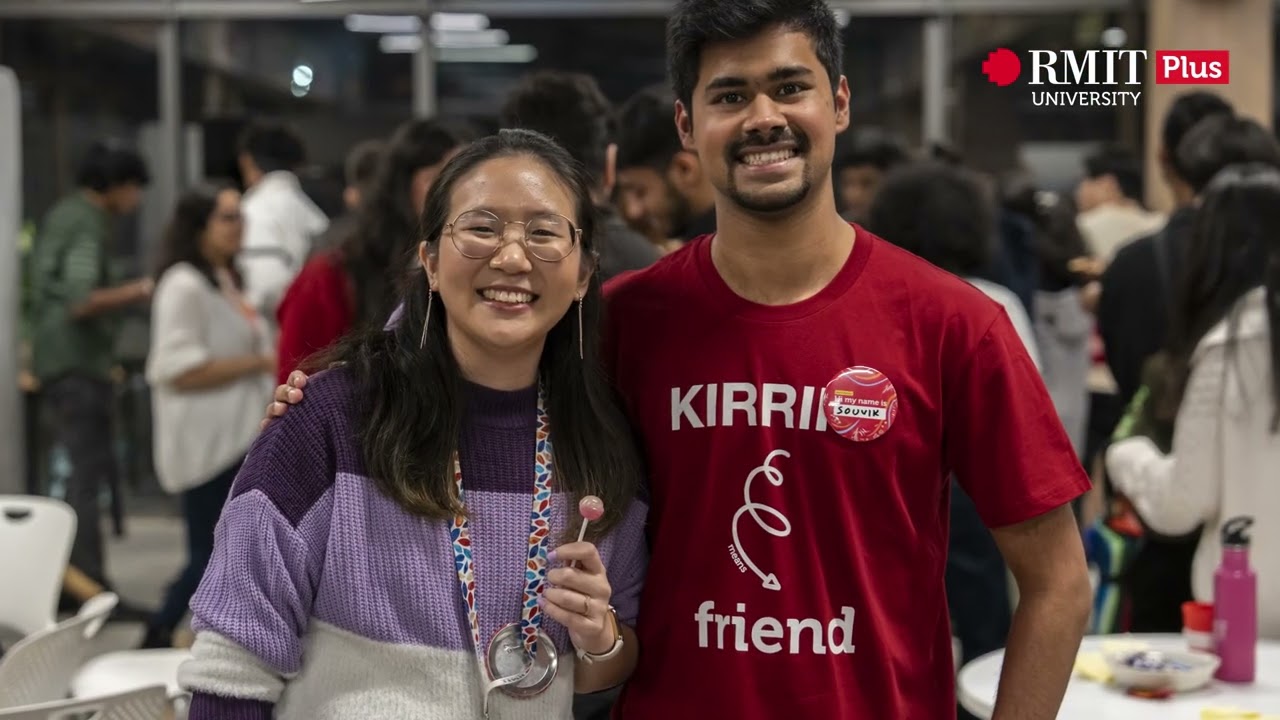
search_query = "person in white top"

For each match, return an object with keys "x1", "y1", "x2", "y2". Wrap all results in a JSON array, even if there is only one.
[
  {"x1": 1107, "y1": 162, "x2": 1280, "y2": 639},
  {"x1": 142, "y1": 184, "x2": 276, "y2": 649},
  {"x1": 236, "y1": 122, "x2": 330, "y2": 327},
  {"x1": 1074, "y1": 146, "x2": 1167, "y2": 268}
]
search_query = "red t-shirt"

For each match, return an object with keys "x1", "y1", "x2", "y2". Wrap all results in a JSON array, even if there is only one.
[
  {"x1": 603, "y1": 228, "x2": 1089, "y2": 718},
  {"x1": 275, "y1": 251, "x2": 355, "y2": 385}
]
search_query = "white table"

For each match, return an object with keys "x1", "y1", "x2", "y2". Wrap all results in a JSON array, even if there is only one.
[{"x1": 958, "y1": 634, "x2": 1280, "y2": 719}]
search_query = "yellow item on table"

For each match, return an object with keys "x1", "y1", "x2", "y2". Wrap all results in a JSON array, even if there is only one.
[
  {"x1": 1201, "y1": 709, "x2": 1280, "y2": 719},
  {"x1": 1074, "y1": 652, "x2": 1114, "y2": 683}
]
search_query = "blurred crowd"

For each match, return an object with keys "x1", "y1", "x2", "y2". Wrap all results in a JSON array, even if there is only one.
[{"x1": 15, "y1": 50, "x2": 1280, "y2": 717}]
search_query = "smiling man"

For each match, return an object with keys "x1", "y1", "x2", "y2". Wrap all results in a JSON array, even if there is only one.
[{"x1": 604, "y1": 1, "x2": 1093, "y2": 717}]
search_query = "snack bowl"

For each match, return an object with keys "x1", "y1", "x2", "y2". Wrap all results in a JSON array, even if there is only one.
[{"x1": 1103, "y1": 649, "x2": 1221, "y2": 693}]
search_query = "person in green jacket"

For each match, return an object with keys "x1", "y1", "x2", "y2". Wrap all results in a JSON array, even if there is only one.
[{"x1": 30, "y1": 141, "x2": 154, "y2": 591}]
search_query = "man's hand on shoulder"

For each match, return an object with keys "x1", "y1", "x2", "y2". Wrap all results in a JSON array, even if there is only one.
[{"x1": 261, "y1": 370, "x2": 309, "y2": 430}]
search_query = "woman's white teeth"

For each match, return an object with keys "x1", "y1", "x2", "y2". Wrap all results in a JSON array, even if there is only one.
[
  {"x1": 742, "y1": 149, "x2": 797, "y2": 166},
  {"x1": 482, "y1": 289, "x2": 534, "y2": 304}
]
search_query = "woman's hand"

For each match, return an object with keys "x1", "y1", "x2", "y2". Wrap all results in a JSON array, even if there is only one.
[
  {"x1": 260, "y1": 370, "x2": 309, "y2": 430},
  {"x1": 540, "y1": 542, "x2": 617, "y2": 655}
]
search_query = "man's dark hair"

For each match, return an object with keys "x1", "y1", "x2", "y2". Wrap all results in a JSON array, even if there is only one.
[
  {"x1": 836, "y1": 132, "x2": 908, "y2": 173},
  {"x1": 666, "y1": 0, "x2": 843, "y2": 112},
  {"x1": 866, "y1": 161, "x2": 995, "y2": 278},
  {"x1": 237, "y1": 121, "x2": 306, "y2": 173},
  {"x1": 75, "y1": 141, "x2": 150, "y2": 191},
  {"x1": 615, "y1": 84, "x2": 683, "y2": 173},
  {"x1": 320, "y1": 128, "x2": 643, "y2": 539},
  {"x1": 345, "y1": 139, "x2": 385, "y2": 189},
  {"x1": 500, "y1": 71, "x2": 614, "y2": 187},
  {"x1": 1162, "y1": 91, "x2": 1234, "y2": 181},
  {"x1": 1176, "y1": 114, "x2": 1280, "y2": 194},
  {"x1": 1083, "y1": 145, "x2": 1143, "y2": 202}
]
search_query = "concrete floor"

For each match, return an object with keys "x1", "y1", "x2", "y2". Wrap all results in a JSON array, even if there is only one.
[{"x1": 91, "y1": 508, "x2": 188, "y2": 655}]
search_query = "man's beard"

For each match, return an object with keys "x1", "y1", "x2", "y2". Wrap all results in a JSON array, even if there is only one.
[
  {"x1": 726, "y1": 174, "x2": 812, "y2": 213},
  {"x1": 724, "y1": 127, "x2": 813, "y2": 213}
]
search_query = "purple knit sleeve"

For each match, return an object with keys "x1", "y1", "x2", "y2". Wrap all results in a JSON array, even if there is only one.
[
  {"x1": 183, "y1": 371, "x2": 347, "y2": 701},
  {"x1": 188, "y1": 694, "x2": 273, "y2": 720},
  {"x1": 600, "y1": 497, "x2": 650, "y2": 628}
]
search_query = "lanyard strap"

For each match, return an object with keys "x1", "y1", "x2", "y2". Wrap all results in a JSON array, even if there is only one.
[{"x1": 450, "y1": 386, "x2": 554, "y2": 666}]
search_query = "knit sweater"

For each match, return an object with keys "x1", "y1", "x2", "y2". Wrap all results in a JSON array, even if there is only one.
[{"x1": 179, "y1": 368, "x2": 649, "y2": 719}]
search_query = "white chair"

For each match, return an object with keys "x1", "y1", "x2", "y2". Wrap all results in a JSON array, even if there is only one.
[
  {"x1": 0, "y1": 496, "x2": 76, "y2": 639},
  {"x1": 72, "y1": 649, "x2": 190, "y2": 700},
  {"x1": 0, "y1": 592, "x2": 118, "y2": 709},
  {"x1": 0, "y1": 685, "x2": 170, "y2": 720}
]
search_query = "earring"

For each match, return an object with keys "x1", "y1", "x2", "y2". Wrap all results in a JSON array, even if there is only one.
[
  {"x1": 419, "y1": 286, "x2": 435, "y2": 350},
  {"x1": 576, "y1": 294, "x2": 584, "y2": 360}
]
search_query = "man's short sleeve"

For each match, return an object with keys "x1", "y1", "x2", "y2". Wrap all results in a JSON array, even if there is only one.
[{"x1": 943, "y1": 310, "x2": 1091, "y2": 528}]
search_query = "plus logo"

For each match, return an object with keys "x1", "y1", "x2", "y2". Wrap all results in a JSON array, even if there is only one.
[{"x1": 982, "y1": 48, "x2": 1021, "y2": 87}]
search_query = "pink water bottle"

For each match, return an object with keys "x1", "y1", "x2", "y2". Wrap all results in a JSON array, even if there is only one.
[{"x1": 1213, "y1": 516, "x2": 1257, "y2": 682}]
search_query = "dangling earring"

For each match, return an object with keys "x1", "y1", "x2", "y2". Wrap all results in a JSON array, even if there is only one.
[
  {"x1": 576, "y1": 293, "x2": 584, "y2": 360},
  {"x1": 419, "y1": 286, "x2": 435, "y2": 350}
]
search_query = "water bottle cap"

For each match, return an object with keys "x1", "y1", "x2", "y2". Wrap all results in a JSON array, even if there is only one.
[{"x1": 1222, "y1": 516, "x2": 1254, "y2": 547}]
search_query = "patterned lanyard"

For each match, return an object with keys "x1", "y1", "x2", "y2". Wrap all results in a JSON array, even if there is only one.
[{"x1": 450, "y1": 386, "x2": 554, "y2": 666}]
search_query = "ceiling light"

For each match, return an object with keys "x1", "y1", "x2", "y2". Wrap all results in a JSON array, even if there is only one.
[
  {"x1": 431, "y1": 29, "x2": 509, "y2": 48},
  {"x1": 437, "y1": 45, "x2": 537, "y2": 64},
  {"x1": 379, "y1": 34, "x2": 423, "y2": 54},
  {"x1": 291, "y1": 65, "x2": 314, "y2": 87},
  {"x1": 345, "y1": 14, "x2": 421, "y2": 34},
  {"x1": 430, "y1": 13, "x2": 489, "y2": 32},
  {"x1": 1100, "y1": 27, "x2": 1127, "y2": 48}
]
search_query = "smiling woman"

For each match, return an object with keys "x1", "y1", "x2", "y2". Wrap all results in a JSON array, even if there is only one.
[
  {"x1": 178, "y1": 129, "x2": 649, "y2": 720},
  {"x1": 423, "y1": 159, "x2": 590, "y2": 379}
]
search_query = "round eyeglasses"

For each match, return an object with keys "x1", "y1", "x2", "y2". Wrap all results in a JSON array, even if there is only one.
[{"x1": 446, "y1": 209, "x2": 581, "y2": 263}]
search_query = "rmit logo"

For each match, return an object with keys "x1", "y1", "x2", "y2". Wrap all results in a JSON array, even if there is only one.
[
  {"x1": 1027, "y1": 50, "x2": 1148, "y2": 85},
  {"x1": 983, "y1": 48, "x2": 1230, "y2": 86},
  {"x1": 981, "y1": 48, "x2": 1021, "y2": 86}
]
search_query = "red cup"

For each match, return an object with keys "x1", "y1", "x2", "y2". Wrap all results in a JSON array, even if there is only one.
[
  {"x1": 1183, "y1": 601, "x2": 1215, "y2": 654},
  {"x1": 1183, "y1": 601, "x2": 1214, "y2": 631}
]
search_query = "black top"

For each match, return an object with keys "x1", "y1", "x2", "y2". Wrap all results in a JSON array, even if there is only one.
[{"x1": 1097, "y1": 206, "x2": 1195, "y2": 405}]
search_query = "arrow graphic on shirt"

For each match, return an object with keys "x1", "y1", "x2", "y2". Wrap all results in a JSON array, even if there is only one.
[{"x1": 730, "y1": 449, "x2": 793, "y2": 591}]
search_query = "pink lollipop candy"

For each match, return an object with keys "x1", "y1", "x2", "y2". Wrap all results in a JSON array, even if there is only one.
[
  {"x1": 569, "y1": 496, "x2": 606, "y2": 568},
  {"x1": 578, "y1": 495, "x2": 605, "y2": 522}
]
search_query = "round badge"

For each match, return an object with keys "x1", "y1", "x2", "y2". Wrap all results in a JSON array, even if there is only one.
[
  {"x1": 485, "y1": 624, "x2": 558, "y2": 698},
  {"x1": 822, "y1": 366, "x2": 898, "y2": 442}
]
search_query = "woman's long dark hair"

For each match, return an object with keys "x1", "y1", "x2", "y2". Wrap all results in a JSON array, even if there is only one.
[
  {"x1": 153, "y1": 183, "x2": 241, "y2": 289},
  {"x1": 325, "y1": 128, "x2": 644, "y2": 538},
  {"x1": 339, "y1": 118, "x2": 472, "y2": 328},
  {"x1": 1159, "y1": 162, "x2": 1280, "y2": 431}
]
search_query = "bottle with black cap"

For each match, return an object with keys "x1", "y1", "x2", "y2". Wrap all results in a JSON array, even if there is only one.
[{"x1": 1213, "y1": 516, "x2": 1256, "y2": 682}]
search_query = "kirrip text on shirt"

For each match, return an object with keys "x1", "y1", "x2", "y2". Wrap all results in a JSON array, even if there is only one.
[{"x1": 671, "y1": 383, "x2": 830, "y2": 432}]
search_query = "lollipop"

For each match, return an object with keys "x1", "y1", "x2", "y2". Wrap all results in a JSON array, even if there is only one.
[
  {"x1": 568, "y1": 496, "x2": 605, "y2": 568},
  {"x1": 576, "y1": 495, "x2": 605, "y2": 542}
]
